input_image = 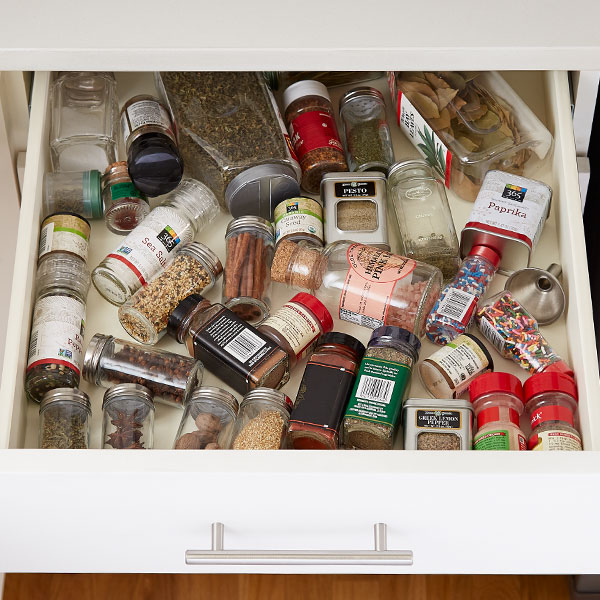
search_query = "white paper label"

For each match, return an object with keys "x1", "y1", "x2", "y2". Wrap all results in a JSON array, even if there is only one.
[
  {"x1": 430, "y1": 337, "x2": 488, "y2": 394},
  {"x1": 530, "y1": 430, "x2": 582, "y2": 451},
  {"x1": 436, "y1": 288, "x2": 477, "y2": 325},
  {"x1": 122, "y1": 99, "x2": 172, "y2": 144},
  {"x1": 38, "y1": 221, "x2": 89, "y2": 262},
  {"x1": 273, "y1": 197, "x2": 323, "y2": 244}
]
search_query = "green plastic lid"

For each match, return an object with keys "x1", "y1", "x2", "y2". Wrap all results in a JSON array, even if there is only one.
[{"x1": 82, "y1": 170, "x2": 103, "y2": 219}]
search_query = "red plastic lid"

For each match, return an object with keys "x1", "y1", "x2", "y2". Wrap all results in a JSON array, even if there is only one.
[
  {"x1": 469, "y1": 372, "x2": 523, "y2": 405},
  {"x1": 290, "y1": 292, "x2": 334, "y2": 333},
  {"x1": 530, "y1": 405, "x2": 575, "y2": 428},
  {"x1": 477, "y1": 406, "x2": 520, "y2": 428},
  {"x1": 469, "y1": 245, "x2": 502, "y2": 268},
  {"x1": 541, "y1": 360, "x2": 575, "y2": 379},
  {"x1": 523, "y1": 372, "x2": 578, "y2": 404}
]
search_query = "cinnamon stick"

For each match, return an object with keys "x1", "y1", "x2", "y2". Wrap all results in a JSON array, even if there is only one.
[
  {"x1": 253, "y1": 236, "x2": 264, "y2": 300},
  {"x1": 230, "y1": 232, "x2": 251, "y2": 299},
  {"x1": 242, "y1": 235, "x2": 256, "y2": 297},
  {"x1": 224, "y1": 235, "x2": 238, "y2": 299}
]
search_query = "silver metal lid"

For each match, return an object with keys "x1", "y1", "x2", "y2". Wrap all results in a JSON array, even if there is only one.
[
  {"x1": 403, "y1": 397, "x2": 473, "y2": 412},
  {"x1": 339, "y1": 86, "x2": 385, "y2": 111},
  {"x1": 387, "y1": 159, "x2": 430, "y2": 180},
  {"x1": 225, "y1": 215, "x2": 274, "y2": 239},
  {"x1": 241, "y1": 388, "x2": 293, "y2": 414},
  {"x1": 187, "y1": 386, "x2": 239, "y2": 415},
  {"x1": 102, "y1": 383, "x2": 154, "y2": 410},
  {"x1": 82, "y1": 333, "x2": 113, "y2": 383},
  {"x1": 321, "y1": 171, "x2": 386, "y2": 183},
  {"x1": 40, "y1": 388, "x2": 91, "y2": 413},
  {"x1": 179, "y1": 242, "x2": 224, "y2": 280}
]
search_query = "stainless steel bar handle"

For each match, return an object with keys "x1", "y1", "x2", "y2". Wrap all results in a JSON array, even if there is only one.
[{"x1": 185, "y1": 522, "x2": 413, "y2": 566}]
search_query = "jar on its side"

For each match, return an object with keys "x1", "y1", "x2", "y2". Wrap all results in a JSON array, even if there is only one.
[
  {"x1": 43, "y1": 170, "x2": 103, "y2": 219},
  {"x1": 38, "y1": 212, "x2": 90, "y2": 265},
  {"x1": 39, "y1": 388, "x2": 91, "y2": 449},
  {"x1": 274, "y1": 196, "x2": 324, "y2": 247}
]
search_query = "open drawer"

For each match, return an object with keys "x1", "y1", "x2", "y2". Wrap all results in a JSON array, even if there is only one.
[{"x1": 0, "y1": 70, "x2": 599, "y2": 574}]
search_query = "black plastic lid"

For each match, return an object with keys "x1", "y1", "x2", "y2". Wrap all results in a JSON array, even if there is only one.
[
  {"x1": 167, "y1": 293, "x2": 206, "y2": 340},
  {"x1": 316, "y1": 331, "x2": 366, "y2": 356},
  {"x1": 370, "y1": 325, "x2": 421, "y2": 355},
  {"x1": 462, "y1": 333, "x2": 494, "y2": 371}
]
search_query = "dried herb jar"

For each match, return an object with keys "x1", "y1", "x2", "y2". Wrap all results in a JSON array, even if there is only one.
[
  {"x1": 342, "y1": 326, "x2": 420, "y2": 450},
  {"x1": 39, "y1": 388, "x2": 91, "y2": 449},
  {"x1": 232, "y1": 388, "x2": 292, "y2": 450},
  {"x1": 43, "y1": 170, "x2": 103, "y2": 220},
  {"x1": 102, "y1": 383, "x2": 155, "y2": 449},
  {"x1": 174, "y1": 387, "x2": 239, "y2": 450},
  {"x1": 38, "y1": 212, "x2": 91, "y2": 265},
  {"x1": 118, "y1": 242, "x2": 223, "y2": 344}
]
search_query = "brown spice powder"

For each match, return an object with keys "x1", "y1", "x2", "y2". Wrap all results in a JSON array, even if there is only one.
[{"x1": 417, "y1": 431, "x2": 461, "y2": 450}]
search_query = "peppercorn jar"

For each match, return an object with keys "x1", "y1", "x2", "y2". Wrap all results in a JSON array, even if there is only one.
[
  {"x1": 469, "y1": 372, "x2": 527, "y2": 451},
  {"x1": 43, "y1": 170, "x2": 103, "y2": 219},
  {"x1": 25, "y1": 253, "x2": 90, "y2": 403},
  {"x1": 223, "y1": 216, "x2": 275, "y2": 324},
  {"x1": 232, "y1": 388, "x2": 292, "y2": 450},
  {"x1": 524, "y1": 372, "x2": 582, "y2": 451},
  {"x1": 288, "y1": 332, "x2": 365, "y2": 449},
  {"x1": 118, "y1": 242, "x2": 223, "y2": 344},
  {"x1": 38, "y1": 212, "x2": 91, "y2": 265},
  {"x1": 342, "y1": 326, "x2": 420, "y2": 450},
  {"x1": 39, "y1": 388, "x2": 91, "y2": 449},
  {"x1": 273, "y1": 196, "x2": 324, "y2": 248},
  {"x1": 83, "y1": 333, "x2": 203, "y2": 408},
  {"x1": 339, "y1": 87, "x2": 395, "y2": 173},
  {"x1": 283, "y1": 80, "x2": 348, "y2": 193}
]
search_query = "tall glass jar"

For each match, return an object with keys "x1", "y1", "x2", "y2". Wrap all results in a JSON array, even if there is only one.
[
  {"x1": 25, "y1": 253, "x2": 90, "y2": 403},
  {"x1": 39, "y1": 388, "x2": 91, "y2": 449},
  {"x1": 43, "y1": 170, "x2": 103, "y2": 219},
  {"x1": 92, "y1": 178, "x2": 220, "y2": 305}
]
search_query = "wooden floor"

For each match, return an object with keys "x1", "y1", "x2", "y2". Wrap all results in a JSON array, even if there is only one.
[{"x1": 3, "y1": 574, "x2": 572, "y2": 600}]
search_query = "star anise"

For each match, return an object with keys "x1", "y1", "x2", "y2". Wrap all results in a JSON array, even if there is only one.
[{"x1": 106, "y1": 408, "x2": 146, "y2": 449}]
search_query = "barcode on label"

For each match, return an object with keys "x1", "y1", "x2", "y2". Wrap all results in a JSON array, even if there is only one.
[
  {"x1": 355, "y1": 375, "x2": 395, "y2": 404},
  {"x1": 478, "y1": 316, "x2": 505, "y2": 353},
  {"x1": 38, "y1": 223, "x2": 53, "y2": 258},
  {"x1": 339, "y1": 308, "x2": 384, "y2": 329},
  {"x1": 28, "y1": 331, "x2": 38, "y2": 360},
  {"x1": 223, "y1": 328, "x2": 266, "y2": 363},
  {"x1": 437, "y1": 288, "x2": 476, "y2": 324}
]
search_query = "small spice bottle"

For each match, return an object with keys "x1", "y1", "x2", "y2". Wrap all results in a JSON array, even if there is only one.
[
  {"x1": 25, "y1": 253, "x2": 90, "y2": 403},
  {"x1": 273, "y1": 196, "x2": 324, "y2": 248},
  {"x1": 118, "y1": 241, "x2": 223, "y2": 344},
  {"x1": 469, "y1": 372, "x2": 527, "y2": 451},
  {"x1": 82, "y1": 333, "x2": 203, "y2": 408},
  {"x1": 38, "y1": 212, "x2": 91, "y2": 265},
  {"x1": 339, "y1": 87, "x2": 395, "y2": 173},
  {"x1": 288, "y1": 332, "x2": 365, "y2": 449},
  {"x1": 232, "y1": 388, "x2": 292, "y2": 450},
  {"x1": 43, "y1": 170, "x2": 103, "y2": 220},
  {"x1": 102, "y1": 383, "x2": 155, "y2": 449},
  {"x1": 101, "y1": 161, "x2": 150, "y2": 234},
  {"x1": 283, "y1": 80, "x2": 348, "y2": 193},
  {"x1": 419, "y1": 333, "x2": 494, "y2": 399},
  {"x1": 342, "y1": 326, "x2": 420, "y2": 450},
  {"x1": 258, "y1": 292, "x2": 333, "y2": 368},
  {"x1": 39, "y1": 388, "x2": 91, "y2": 449},
  {"x1": 92, "y1": 178, "x2": 220, "y2": 305},
  {"x1": 426, "y1": 244, "x2": 501, "y2": 346},
  {"x1": 174, "y1": 387, "x2": 239, "y2": 450},
  {"x1": 222, "y1": 216, "x2": 275, "y2": 324},
  {"x1": 167, "y1": 294, "x2": 290, "y2": 395},
  {"x1": 524, "y1": 372, "x2": 582, "y2": 451}
]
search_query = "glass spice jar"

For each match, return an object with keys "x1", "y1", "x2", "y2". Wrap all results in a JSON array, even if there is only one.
[
  {"x1": 38, "y1": 212, "x2": 91, "y2": 265},
  {"x1": 25, "y1": 253, "x2": 90, "y2": 403},
  {"x1": 273, "y1": 196, "x2": 324, "y2": 248},
  {"x1": 287, "y1": 332, "x2": 365, "y2": 450},
  {"x1": 118, "y1": 242, "x2": 223, "y2": 344},
  {"x1": 43, "y1": 170, "x2": 103, "y2": 219},
  {"x1": 264, "y1": 72, "x2": 384, "y2": 91},
  {"x1": 174, "y1": 386, "x2": 239, "y2": 450},
  {"x1": 342, "y1": 326, "x2": 420, "y2": 450},
  {"x1": 101, "y1": 383, "x2": 155, "y2": 449},
  {"x1": 283, "y1": 80, "x2": 348, "y2": 194},
  {"x1": 39, "y1": 388, "x2": 91, "y2": 449},
  {"x1": 232, "y1": 388, "x2": 292, "y2": 450},
  {"x1": 83, "y1": 333, "x2": 203, "y2": 408}
]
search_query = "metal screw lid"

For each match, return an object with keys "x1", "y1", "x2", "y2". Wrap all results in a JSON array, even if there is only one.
[
  {"x1": 179, "y1": 242, "x2": 223, "y2": 281},
  {"x1": 187, "y1": 386, "x2": 240, "y2": 415},
  {"x1": 102, "y1": 383, "x2": 155, "y2": 410},
  {"x1": 40, "y1": 388, "x2": 91, "y2": 413},
  {"x1": 241, "y1": 388, "x2": 293, "y2": 414},
  {"x1": 339, "y1": 86, "x2": 385, "y2": 111},
  {"x1": 225, "y1": 215, "x2": 274, "y2": 240},
  {"x1": 82, "y1": 333, "x2": 114, "y2": 384}
]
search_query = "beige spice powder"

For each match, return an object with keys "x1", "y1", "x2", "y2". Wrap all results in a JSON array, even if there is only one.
[
  {"x1": 336, "y1": 200, "x2": 378, "y2": 231},
  {"x1": 232, "y1": 410, "x2": 285, "y2": 449}
]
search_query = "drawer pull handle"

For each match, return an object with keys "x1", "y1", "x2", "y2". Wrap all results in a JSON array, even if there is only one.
[{"x1": 185, "y1": 522, "x2": 413, "y2": 566}]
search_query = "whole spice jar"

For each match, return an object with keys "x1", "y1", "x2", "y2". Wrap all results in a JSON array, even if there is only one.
[
  {"x1": 83, "y1": 333, "x2": 203, "y2": 408},
  {"x1": 271, "y1": 240, "x2": 442, "y2": 337},
  {"x1": 102, "y1": 383, "x2": 155, "y2": 449},
  {"x1": 25, "y1": 253, "x2": 90, "y2": 403},
  {"x1": 339, "y1": 87, "x2": 395, "y2": 173},
  {"x1": 39, "y1": 388, "x2": 91, "y2": 449},
  {"x1": 287, "y1": 332, "x2": 365, "y2": 450},
  {"x1": 469, "y1": 372, "x2": 527, "y2": 451},
  {"x1": 43, "y1": 170, "x2": 103, "y2": 219},
  {"x1": 342, "y1": 326, "x2": 420, "y2": 450},
  {"x1": 120, "y1": 94, "x2": 183, "y2": 197},
  {"x1": 419, "y1": 333, "x2": 493, "y2": 399},
  {"x1": 38, "y1": 212, "x2": 91, "y2": 264},
  {"x1": 264, "y1": 72, "x2": 384, "y2": 91},
  {"x1": 167, "y1": 294, "x2": 290, "y2": 395},
  {"x1": 222, "y1": 217, "x2": 275, "y2": 324},
  {"x1": 258, "y1": 292, "x2": 333, "y2": 368},
  {"x1": 283, "y1": 80, "x2": 348, "y2": 194},
  {"x1": 274, "y1": 196, "x2": 324, "y2": 248},
  {"x1": 232, "y1": 388, "x2": 292, "y2": 450},
  {"x1": 92, "y1": 177, "x2": 219, "y2": 305},
  {"x1": 524, "y1": 372, "x2": 582, "y2": 451},
  {"x1": 174, "y1": 386, "x2": 239, "y2": 450},
  {"x1": 101, "y1": 161, "x2": 150, "y2": 234},
  {"x1": 118, "y1": 241, "x2": 223, "y2": 344}
]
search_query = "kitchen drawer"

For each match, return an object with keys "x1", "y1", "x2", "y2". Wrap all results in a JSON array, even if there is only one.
[{"x1": 0, "y1": 70, "x2": 598, "y2": 575}]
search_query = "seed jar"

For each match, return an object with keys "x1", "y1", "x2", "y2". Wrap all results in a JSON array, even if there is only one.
[
  {"x1": 38, "y1": 212, "x2": 91, "y2": 264},
  {"x1": 274, "y1": 196, "x2": 324, "y2": 247}
]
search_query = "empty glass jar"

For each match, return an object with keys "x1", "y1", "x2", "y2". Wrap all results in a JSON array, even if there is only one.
[{"x1": 39, "y1": 388, "x2": 91, "y2": 449}]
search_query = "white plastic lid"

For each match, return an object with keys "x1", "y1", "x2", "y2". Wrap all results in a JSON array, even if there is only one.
[{"x1": 282, "y1": 80, "x2": 330, "y2": 111}]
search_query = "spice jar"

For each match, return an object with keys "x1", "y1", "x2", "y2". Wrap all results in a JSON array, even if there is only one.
[
  {"x1": 339, "y1": 87, "x2": 395, "y2": 173},
  {"x1": 118, "y1": 242, "x2": 223, "y2": 344},
  {"x1": 419, "y1": 333, "x2": 493, "y2": 399},
  {"x1": 426, "y1": 244, "x2": 501, "y2": 346},
  {"x1": 101, "y1": 161, "x2": 150, "y2": 234},
  {"x1": 83, "y1": 333, "x2": 203, "y2": 407},
  {"x1": 271, "y1": 240, "x2": 442, "y2": 337},
  {"x1": 92, "y1": 178, "x2": 219, "y2": 305},
  {"x1": 470, "y1": 372, "x2": 527, "y2": 451},
  {"x1": 524, "y1": 372, "x2": 582, "y2": 451},
  {"x1": 38, "y1": 212, "x2": 90, "y2": 265},
  {"x1": 387, "y1": 159, "x2": 460, "y2": 280},
  {"x1": 39, "y1": 388, "x2": 91, "y2": 449},
  {"x1": 232, "y1": 388, "x2": 292, "y2": 450},
  {"x1": 167, "y1": 294, "x2": 290, "y2": 395},
  {"x1": 174, "y1": 387, "x2": 239, "y2": 449},
  {"x1": 25, "y1": 253, "x2": 90, "y2": 403},
  {"x1": 223, "y1": 216, "x2": 275, "y2": 324},
  {"x1": 102, "y1": 383, "x2": 155, "y2": 449},
  {"x1": 120, "y1": 94, "x2": 183, "y2": 197},
  {"x1": 43, "y1": 170, "x2": 103, "y2": 219},
  {"x1": 274, "y1": 196, "x2": 324, "y2": 248},
  {"x1": 342, "y1": 326, "x2": 420, "y2": 450},
  {"x1": 258, "y1": 293, "x2": 333, "y2": 368},
  {"x1": 283, "y1": 80, "x2": 348, "y2": 193},
  {"x1": 288, "y1": 332, "x2": 365, "y2": 449},
  {"x1": 264, "y1": 72, "x2": 384, "y2": 91}
]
